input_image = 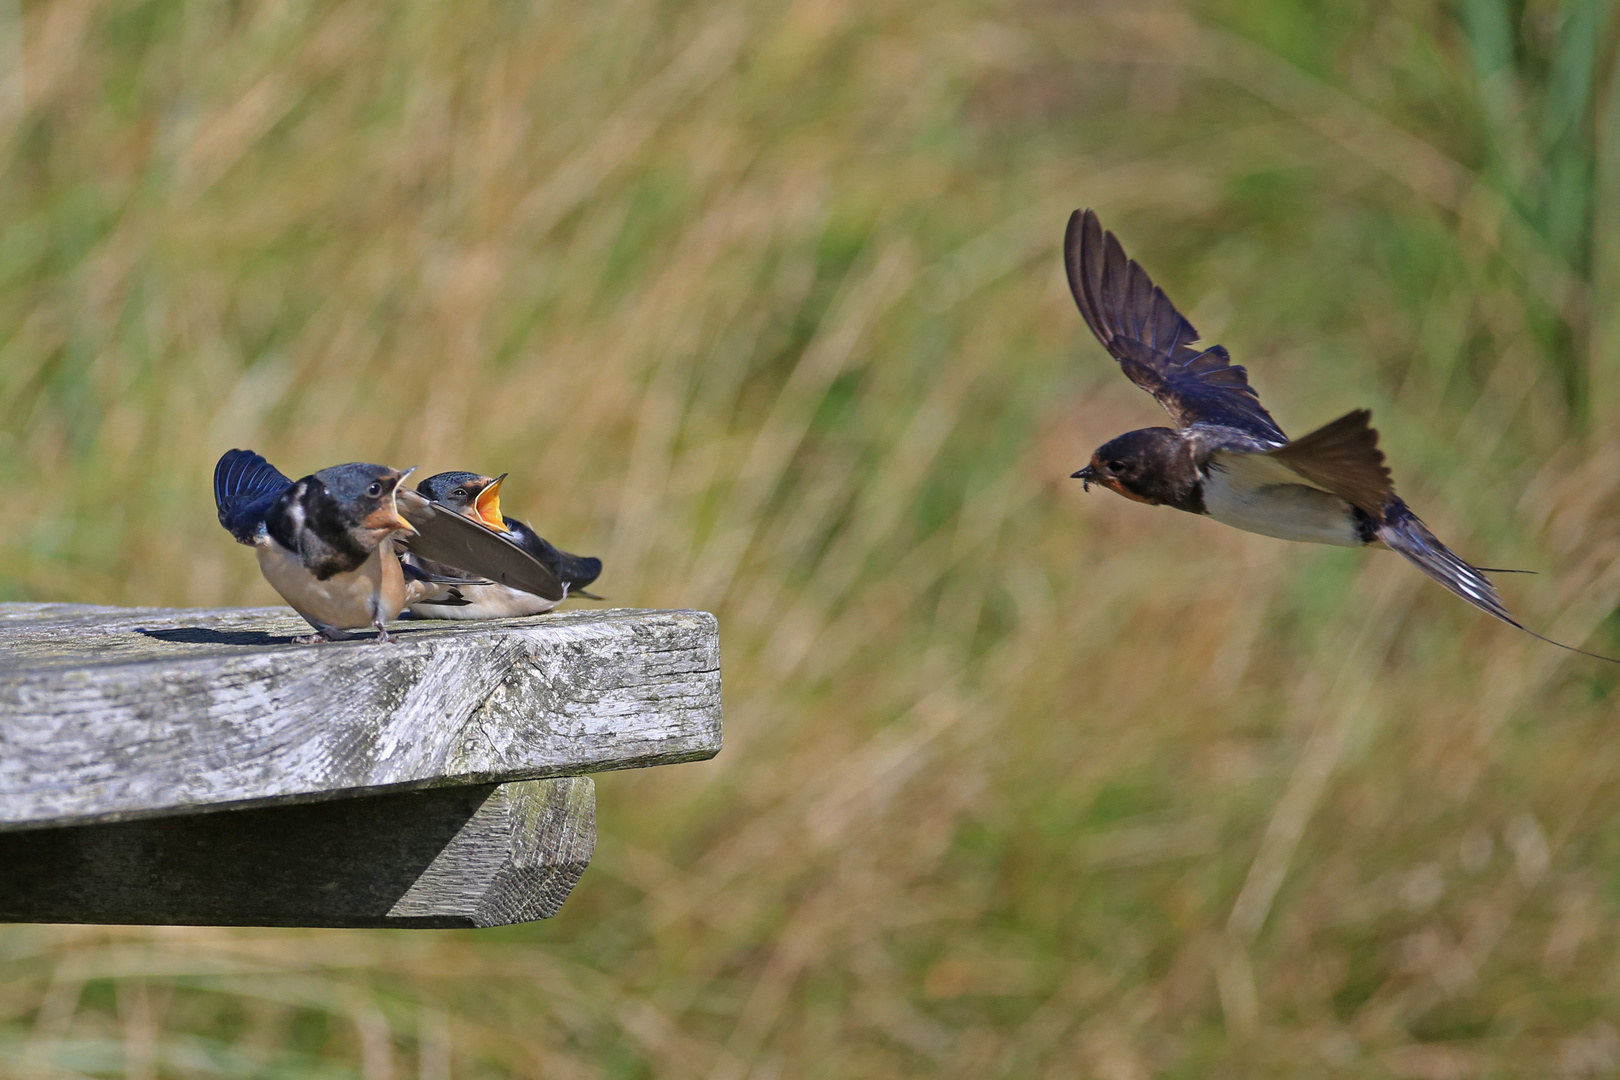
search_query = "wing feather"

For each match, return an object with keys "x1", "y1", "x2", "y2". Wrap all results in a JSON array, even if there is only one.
[
  {"x1": 213, "y1": 449, "x2": 293, "y2": 545},
  {"x1": 1264, "y1": 410, "x2": 1393, "y2": 518},
  {"x1": 1065, "y1": 209, "x2": 1285, "y2": 443},
  {"x1": 397, "y1": 490, "x2": 565, "y2": 601}
]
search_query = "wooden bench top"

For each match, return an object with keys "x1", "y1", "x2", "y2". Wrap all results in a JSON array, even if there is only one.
[
  {"x1": 0, "y1": 604, "x2": 722, "y2": 928},
  {"x1": 0, "y1": 603, "x2": 721, "y2": 830}
]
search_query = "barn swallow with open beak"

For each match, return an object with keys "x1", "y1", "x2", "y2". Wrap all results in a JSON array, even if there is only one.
[
  {"x1": 214, "y1": 450, "x2": 567, "y2": 643},
  {"x1": 1064, "y1": 209, "x2": 1615, "y2": 661},
  {"x1": 405, "y1": 471, "x2": 603, "y2": 619}
]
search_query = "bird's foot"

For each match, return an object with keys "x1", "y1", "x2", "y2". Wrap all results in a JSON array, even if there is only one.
[
  {"x1": 291, "y1": 632, "x2": 332, "y2": 645},
  {"x1": 370, "y1": 623, "x2": 393, "y2": 644}
]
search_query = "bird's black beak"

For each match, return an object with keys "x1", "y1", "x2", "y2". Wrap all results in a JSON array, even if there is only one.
[{"x1": 1072, "y1": 464, "x2": 1095, "y2": 492}]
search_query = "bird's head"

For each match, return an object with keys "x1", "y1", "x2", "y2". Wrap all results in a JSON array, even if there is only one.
[
  {"x1": 1071, "y1": 427, "x2": 1184, "y2": 505},
  {"x1": 309, "y1": 462, "x2": 418, "y2": 542},
  {"x1": 416, "y1": 471, "x2": 511, "y2": 532}
]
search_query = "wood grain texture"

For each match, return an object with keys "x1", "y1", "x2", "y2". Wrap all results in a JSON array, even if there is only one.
[
  {"x1": 0, "y1": 777, "x2": 595, "y2": 928},
  {"x1": 0, "y1": 604, "x2": 721, "y2": 831}
]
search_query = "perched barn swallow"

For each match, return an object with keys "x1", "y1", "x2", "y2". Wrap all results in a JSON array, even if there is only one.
[
  {"x1": 214, "y1": 450, "x2": 564, "y2": 643},
  {"x1": 1064, "y1": 209, "x2": 1612, "y2": 660},
  {"x1": 405, "y1": 471, "x2": 602, "y2": 619}
]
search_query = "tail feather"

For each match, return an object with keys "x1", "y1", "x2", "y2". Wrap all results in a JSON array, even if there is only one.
[
  {"x1": 543, "y1": 544, "x2": 603, "y2": 590},
  {"x1": 1377, "y1": 500, "x2": 1617, "y2": 663},
  {"x1": 506, "y1": 519, "x2": 602, "y2": 591},
  {"x1": 214, "y1": 449, "x2": 293, "y2": 544}
]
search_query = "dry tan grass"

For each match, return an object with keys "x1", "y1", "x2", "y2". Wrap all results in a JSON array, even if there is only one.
[{"x1": 3, "y1": 0, "x2": 1620, "y2": 1075}]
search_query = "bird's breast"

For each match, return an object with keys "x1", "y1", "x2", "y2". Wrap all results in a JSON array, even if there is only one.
[
  {"x1": 256, "y1": 541, "x2": 404, "y2": 630},
  {"x1": 1200, "y1": 467, "x2": 1365, "y2": 548}
]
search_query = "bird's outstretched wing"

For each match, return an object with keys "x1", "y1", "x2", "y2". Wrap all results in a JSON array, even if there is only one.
[
  {"x1": 214, "y1": 449, "x2": 293, "y2": 545},
  {"x1": 1065, "y1": 209, "x2": 1286, "y2": 444},
  {"x1": 397, "y1": 490, "x2": 566, "y2": 602}
]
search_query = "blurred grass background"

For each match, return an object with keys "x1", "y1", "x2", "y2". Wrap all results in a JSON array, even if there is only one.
[{"x1": 2, "y1": 0, "x2": 1620, "y2": 1074}]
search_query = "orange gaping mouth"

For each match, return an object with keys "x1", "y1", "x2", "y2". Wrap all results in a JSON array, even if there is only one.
[{"x1": 474, "y1": 474, "x2": 510, "y2": 532}]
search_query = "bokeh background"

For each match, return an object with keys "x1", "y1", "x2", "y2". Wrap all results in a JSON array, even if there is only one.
[{"x1": 3, "y1": 0, "x2": 1620, "y2": 1075}]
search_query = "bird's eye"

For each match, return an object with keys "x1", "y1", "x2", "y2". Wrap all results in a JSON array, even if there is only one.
[
  {"x1": 367, "y1": 482, "x2": 382, "y2": 497},
  {"x1": 1106, "y1": 460, "x2": 1126, "y2": 474},
  {"x1": 452, "y1": 488, "x2": 466, "y2": 499}
]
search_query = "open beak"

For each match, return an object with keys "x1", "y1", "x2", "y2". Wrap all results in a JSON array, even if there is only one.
[
  {"x1": 1071, "y1": 464, "x2": 1095, "y2": 492},
  {"x1": 474, "y1": 474, "x2": 510, "y2": 532}
]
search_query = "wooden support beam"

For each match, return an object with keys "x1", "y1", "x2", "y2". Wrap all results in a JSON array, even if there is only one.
[{"x1": 0, "y1": 778, "x2": 595, "y2": 928}]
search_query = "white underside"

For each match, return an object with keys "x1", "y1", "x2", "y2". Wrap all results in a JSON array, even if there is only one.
[
  {"x1": 1202, "y1": 454, "x2": 1362, "y2": 548},
  {"x1": 256, "y1": 538, "x2": 406, "y2": 634},
  {"x1": 408, "y1": 582, "x2": 562, "y2": 620}
]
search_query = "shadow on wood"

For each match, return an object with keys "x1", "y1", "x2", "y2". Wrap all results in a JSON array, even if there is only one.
[{"x1": 0, "y1": 777, "x2": 595, "y2": 929}]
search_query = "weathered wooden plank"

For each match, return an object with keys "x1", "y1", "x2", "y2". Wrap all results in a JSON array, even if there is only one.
[
  {"x1": 0, "y1": 604, "x2": 721, "y2": 831},
  {"x1": 0, "y1": 777, "x2": 595, "y2": 928}
]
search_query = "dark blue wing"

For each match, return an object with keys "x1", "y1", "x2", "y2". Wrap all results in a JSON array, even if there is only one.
[
  {"x1": 1065, "y1": 209, "x2": 1287, "y2": 444},
  {"x1": 214, "y1": 449, "x2": 293, "y2": 545}
]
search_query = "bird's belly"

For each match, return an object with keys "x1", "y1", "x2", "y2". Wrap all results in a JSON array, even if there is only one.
[
  {"x1": 409, "y1": 583, "x2": 560, "y2": 620},
  {"x1": 1202, "y1": 471, "x2": 1363, "y2": 548},
  {"x1": 256, "y1": 544, "x2": 402, "y2": 630}
]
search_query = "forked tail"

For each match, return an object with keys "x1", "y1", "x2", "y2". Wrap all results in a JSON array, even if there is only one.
[{"x1": 1376, "y1": 500, "x2": 1618, "y2": 663}]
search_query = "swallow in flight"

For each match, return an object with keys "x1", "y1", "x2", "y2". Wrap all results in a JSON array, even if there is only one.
[
  {"x1": 406, "y1": 471, "x2": 602, "y2": 619},
  {"x1": 1065, "y1": 209, "x2": 1612, "y2": 660},
  {"x1": 214, "y1": 450, "x2": 565, "y2": 643}
]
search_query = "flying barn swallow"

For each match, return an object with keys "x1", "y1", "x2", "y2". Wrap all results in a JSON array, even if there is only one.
[
  {"x1": 405, "y1": 471, "x2": 602, "y2": 619},
  {"x1": 1064, "y1": 209, "x2": 1613, "y2": 660},
  {"x1": 214, "y1": 450, "x2": 564, "y2": 643}
]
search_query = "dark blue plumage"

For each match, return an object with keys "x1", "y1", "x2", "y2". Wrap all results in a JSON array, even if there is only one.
[
  {"x1": 214, "y1": 449, "x2": 293, "y2": 544},
  {"x1": 1065, "y1": 209, "x2": 1287, "y2": 446},
  {"x1": 505, "y1": 520, "x2": 602, "y2": 593}
]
